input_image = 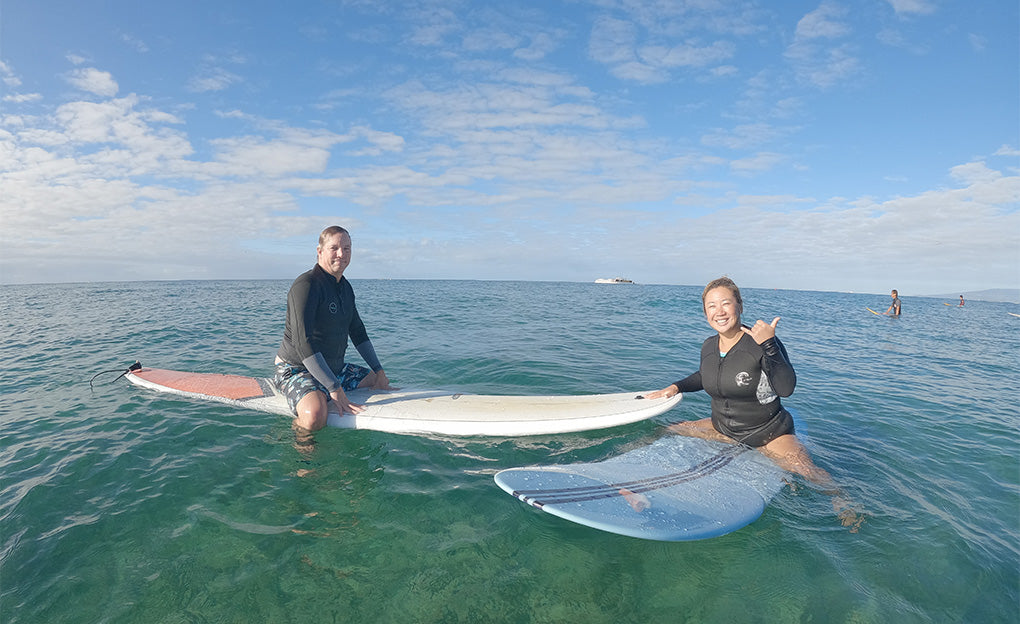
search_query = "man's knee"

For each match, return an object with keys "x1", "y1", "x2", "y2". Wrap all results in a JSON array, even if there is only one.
[{"x1": 295, "y1": 391, "x2": 329, "y2": 431}]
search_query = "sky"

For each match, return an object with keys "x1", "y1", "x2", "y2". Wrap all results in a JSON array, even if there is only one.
[{"x1": 1, "y1": 0, "x2": 1017, "y2": 295}]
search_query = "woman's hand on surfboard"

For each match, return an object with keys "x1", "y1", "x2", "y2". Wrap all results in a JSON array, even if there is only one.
[{"x1": 642, "y1": 385, "x2": 678, "y2": 400}]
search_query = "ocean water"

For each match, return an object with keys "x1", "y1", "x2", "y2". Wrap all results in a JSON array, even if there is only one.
[{"x1": 1, "y1": 279, "x2": 1018, "y2": 624}]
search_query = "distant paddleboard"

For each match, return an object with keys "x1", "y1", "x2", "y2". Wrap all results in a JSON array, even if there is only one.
[
  {"x1": 125, "y1": 367, "x2": 681, "y2": 437},
  {"x1": 494, "y1": 413, "x2": 802, "y2": 541},
  {"x1": 1009, "y1": 312, "x2": 1020, "y2": 318}
]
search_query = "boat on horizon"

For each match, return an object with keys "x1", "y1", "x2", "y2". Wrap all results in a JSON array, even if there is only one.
[{"x1": 594, "y1": 277, "x2": 634, "y2": 284}]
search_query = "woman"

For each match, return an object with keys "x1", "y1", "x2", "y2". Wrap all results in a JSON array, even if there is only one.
[{"x1": 644, "y1": 277, "x2": 836, "y2": 489}]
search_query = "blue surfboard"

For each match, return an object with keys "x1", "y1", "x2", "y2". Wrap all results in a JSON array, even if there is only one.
[{"x1": 494, "y1": 416, "x2": 800, "y2": 541}]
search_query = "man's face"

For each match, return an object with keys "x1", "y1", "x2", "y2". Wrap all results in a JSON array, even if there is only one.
[{"x1": 317, "y1": 232, "x2": 352, "y2": 279}]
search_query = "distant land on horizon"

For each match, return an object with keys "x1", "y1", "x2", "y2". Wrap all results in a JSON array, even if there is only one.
[
  {"x1": 1, "y1": 280, "x2": 1018, "y2": 304},
  {"x1": 921, "y1": 288, "x2": 1020, "y2": 304}
]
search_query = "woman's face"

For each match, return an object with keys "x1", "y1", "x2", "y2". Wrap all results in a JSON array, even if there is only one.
[{"x1": 703, "y1": 286, "x2": 741, "y2": 334}]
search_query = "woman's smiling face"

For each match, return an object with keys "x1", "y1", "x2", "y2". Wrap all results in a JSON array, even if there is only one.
[{"x1": 703, "y1": 286, "x2": 742, "y2": 334}]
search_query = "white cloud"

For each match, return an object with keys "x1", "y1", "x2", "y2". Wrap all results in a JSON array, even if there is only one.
[
  {"x1": 795, "y1": 2, "x2": 852, "y2": 39},
  {"x1": 589, "y1": 16, "x2": 736, "y2": 84},
  {"x1": 730, "y1": 151, "x2": 786, "y2": 173},
  {"x1": 406, "y1": 7, "x2": 461, "y2": 47},
  {"x1": 590, "y1": 16, "x2": 640, "y2": 65},
  {"x1": 210, "y1": 136, "x2": 334, "y2": 176},
  {"x1": 53, "y1": 96, "x2": 190, "y2": 160},
  {"x1": 701, "y1": 123, "x2": 786, "y2": 150},
  {"x1": 886, "y1": 0, "x2": 937, "y2": 16},
  {"x1": 640, "y1": 40, "x2": 734, "y2": 68},
  {"x1": 462, "y1": 28, "x2": 520, "y2": 52},
  {"x1": 876, "y1": 28, "x2": 929, "y2": 54},
  {"x1": 1, "y1": 60, "x2": 22, "y2": 87},
  {"x1": 348, "y1": 126, "x2": 406, "y2": 156},
  {"x1": 121, "y1": 33, "x2": 150, "y2": 53},
  {"x1": 0, "y1": 2, "x2": 1015, "y2": 293},
  {"x1": 950, "y1": 161, "x2": 1002, "y2": 185},
  {"x1": 3, "y1": 92, "x2": 42, "y2": 103},
  {"x1": 2, "y1": 79, "x2": 1017, "y2": 291},
  {"x1": 188, "y1": 67, "x2": 242, "y2": 93},
  {"x1": 785, "y1": 3, "x2": 860, "y2": 89},
  {"x1": 514, "y1": 32, "x2": 559, "y2": 61},
  {"x1": 188, "y1": 53, "x2": 247, "y2": 92},
  {"x1": 65, "y1": 68, "x2": 119, "y2": 97}
]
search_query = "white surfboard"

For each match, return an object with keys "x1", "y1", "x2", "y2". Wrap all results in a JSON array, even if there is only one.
[
  {"x1": 125, "y1": 367, "x2": 681, "y2": 437},
  {"x1": 494, "y1": 416, "x2": 800, "y2": 541}
]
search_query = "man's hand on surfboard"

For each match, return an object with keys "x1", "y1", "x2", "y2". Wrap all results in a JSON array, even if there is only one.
[
  {"x1": 330, "y1": 389, "x2": 365, "y2": 415},
  {"x1": 369, "y1": 370, "x2": 397, "y2": 391}
]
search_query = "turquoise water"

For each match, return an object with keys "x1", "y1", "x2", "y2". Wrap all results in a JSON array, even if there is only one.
[{"x1": 2, "y1": 280, "x2": 1018, "y2": 623}]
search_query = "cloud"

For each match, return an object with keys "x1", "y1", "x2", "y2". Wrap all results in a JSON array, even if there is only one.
[
  {"x1": 795, "y1": 2, "x2": 852, "y2": 39},
  {"x1": 65, "y1": 68, "x2": 119, "y2": 97},
  {"x1": 349, "y1": 155, "x2": 1018, "y2": 293},
  {"x1": 588, "y1": 15, "x2": 734, "y2": 84},
  {"x1": 514, "y1": 32, "x2": 560, "y2": 61},
  {"x1": 949, "y1": 161, "x2": 1002, "y2": 185},
  {"x1": 188, "y1": 67, "x2": 243, "y2": 93},
  {"x1": 3, "y1": 92, "x2": 42, "y2": 104},
  {"x1": 886, "y1": 0, "x2": 937, "y2": 16},
  {"x1": 0, "y1": 2, "x2": 1015, "y2": 294},
  {"x1": 1, "y1": 60, "x2": 22, "y2": 87},
  {"x1": 120, "y1": 33, "x2": 150, "y2": 53},
  {"x1": 348, "y1": 126, "x2": 406, "y2": 156},
  {"x1": 188, "y1": 54, "x2": 247, "y2": 92},
  {"x1": 785, "y1": 3, "x2": 860, "y2": 89},
  {"x1": 640, "y1": 40, "x2": 734, "y2": 69},
  {"x1": 210, "y1": 136, "x2": 335, "y2": 177},
  {"x1": 2, "y1": 77, "x2": 1017, "y2": 292},
  {"x1": 729, "y1": 151, "x2": 787, "y2": 174},
  {"x1": 406, "y1": 7, "x2": 461, "y2": 47},
  {"x1": 53, "y1": 96, "x2": 190, "y2": 160},
  {"x1": 462, "y1": 28, "x2": 520, "y2": 52},
  {"x1": 385, "y1": 77, "x2": 618, "y2": 136},
  {"x1": 590, "y1": 17, "x2": 642, "y2": 67},
  {"x1": 701, "y1": 123, "x2": 787, "y2": 150},
  {"x1": 876, "y1": 28, "x2": 929, "y2": 54}
]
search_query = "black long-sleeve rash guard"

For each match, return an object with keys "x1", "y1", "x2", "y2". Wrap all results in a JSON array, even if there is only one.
[
  {"x1": 276, "y1": 265, "x2": 383, "y2": 392},
  {"x1": 672, "y1": 332, "x2": 796, "y2": 445}
]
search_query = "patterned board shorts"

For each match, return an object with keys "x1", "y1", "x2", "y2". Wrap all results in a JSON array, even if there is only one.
[{"x1": 272, "y1": 361, "x2": 370, "y2": 415}]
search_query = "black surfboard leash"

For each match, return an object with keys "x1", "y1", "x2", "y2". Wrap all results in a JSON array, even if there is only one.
[{"x1": 89, "y1": 361, "x2": 142, "y2": 390}]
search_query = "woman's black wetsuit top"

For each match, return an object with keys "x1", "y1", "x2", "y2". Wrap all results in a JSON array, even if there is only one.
[{"x1": 672, "y1": 332, "x2": 796, "y2": 447}]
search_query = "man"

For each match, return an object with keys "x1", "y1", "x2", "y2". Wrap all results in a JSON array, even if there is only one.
[
  {"x1": 885, "y1": 289, "x2": 902, "y2": 316},
  {"x1": 273, "y1": 226, "x2": 392, "y2": 431}
]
